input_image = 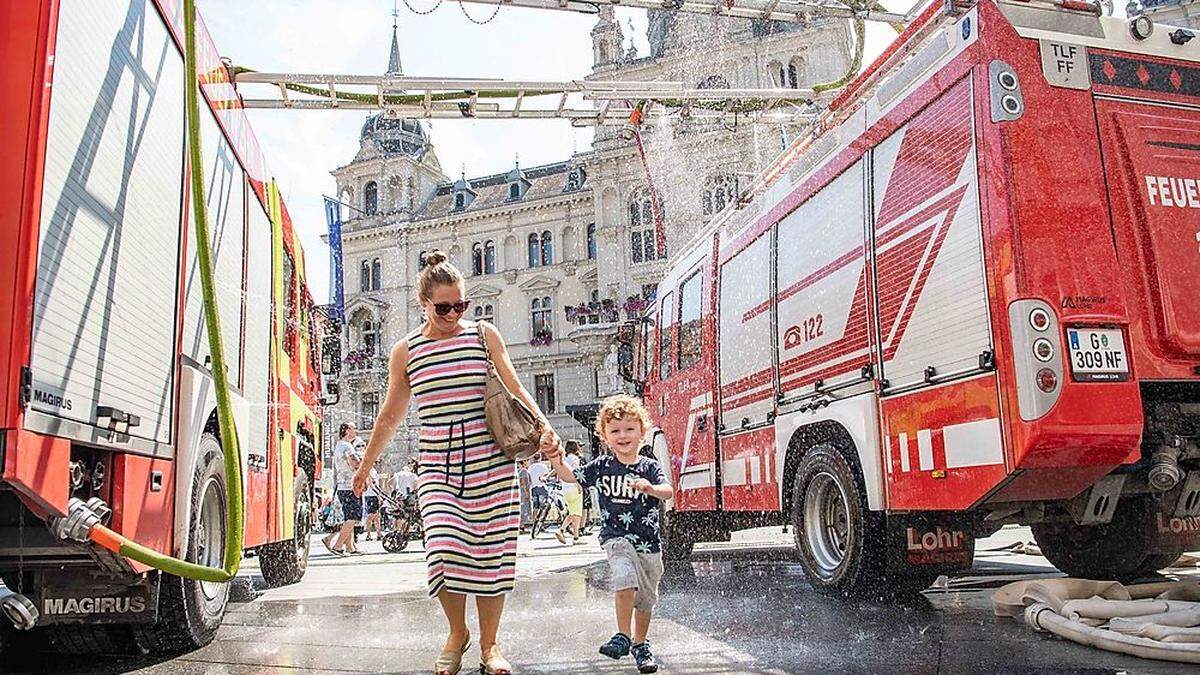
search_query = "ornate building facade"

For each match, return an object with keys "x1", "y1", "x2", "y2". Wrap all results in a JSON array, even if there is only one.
[
  {"x1": 325, "y1": 13, "x2": 850, "y2": 472},
  {"x1": 1141, "y1": 0, "x2": 1200, "y2": 29}
]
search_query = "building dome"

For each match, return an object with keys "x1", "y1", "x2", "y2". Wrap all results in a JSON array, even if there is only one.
[{"x1": 359, "y1": 112, "x2": 430, "y2": 158}]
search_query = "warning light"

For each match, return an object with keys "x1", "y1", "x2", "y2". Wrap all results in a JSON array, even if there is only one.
[
  {"x1": 1028, "y1": 308, "x2": 1051, "y2": 332},
  {"x1": 1036, "y1": 368, "x2": 1058, "y2": 393},
  {"x1": 1033, "y1": 338, "x2": 1054, "y2": 362},
  {"x1": 1129, "y1": 16, "x2": 1154, "y2": 41}
]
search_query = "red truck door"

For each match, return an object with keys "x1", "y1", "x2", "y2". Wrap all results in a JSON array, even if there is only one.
[{"x1": 1096, "y1": 100, "x2": 1200, "y2": 372}]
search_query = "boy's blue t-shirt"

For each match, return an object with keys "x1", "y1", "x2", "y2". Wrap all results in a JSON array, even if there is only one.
[{"x1": 574, "y1": 453, "x2": 667, "y2": 553}]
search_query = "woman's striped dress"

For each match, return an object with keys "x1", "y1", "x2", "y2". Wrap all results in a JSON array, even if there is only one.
[{"x1": 407, "y1": 321, "x2": 519, "y2": 597}]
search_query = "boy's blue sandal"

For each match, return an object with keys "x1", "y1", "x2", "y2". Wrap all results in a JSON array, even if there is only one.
[
  {"x1": 632, "y1": 642, "x2": 658, "y2": 673},
  {"x1": 599, "y1": 632, "x2": 632, "y2": 659}
]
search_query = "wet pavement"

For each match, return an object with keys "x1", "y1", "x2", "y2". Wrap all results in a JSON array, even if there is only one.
[{"x1": 5, "y1": 527, "x2": 1200, "y2": 674}]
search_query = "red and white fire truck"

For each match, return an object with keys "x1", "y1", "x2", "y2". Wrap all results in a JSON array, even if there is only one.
[
  {"x1": 623, "y1": 0, "x2": 1200, "y2": 596},
  {"x1": 1, "y1": 0, "x2": 331, "y2": 650}
]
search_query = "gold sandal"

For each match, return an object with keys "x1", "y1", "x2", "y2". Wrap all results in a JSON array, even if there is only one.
[
  {"x1": 434, "y1": 636, "x2": 471, "y2": 675},
  {"x1": 480, "y1": 646, "x2": 512, "y2": 675}
]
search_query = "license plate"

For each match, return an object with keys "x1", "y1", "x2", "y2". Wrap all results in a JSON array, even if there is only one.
[{"x1": 1066, "y1": 328, "x2": 1129, "y2": 382}]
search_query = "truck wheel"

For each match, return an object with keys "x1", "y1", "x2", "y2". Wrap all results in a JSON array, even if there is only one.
[
  {"x1": 1030, "y1": 497, "x2": 1175, "y2": 582},
  {"x1": 259, "y1": 469, "x2": 312, "y2": 587},
  {"x1": 791, "y1": 445, "x2": 885, "y2": 598},
  {"x1": 660, "y1": 507, "x2": 695, "y2": 561},
  {"x1": 136, "y1": 434, "x2": 229, "y2": 653}
]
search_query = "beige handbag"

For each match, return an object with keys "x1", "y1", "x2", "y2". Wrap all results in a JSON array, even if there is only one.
[{"x1": 478, "y1": 325, "x2": 544, "y2": 461}]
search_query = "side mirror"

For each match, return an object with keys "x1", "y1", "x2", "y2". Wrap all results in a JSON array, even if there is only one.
[
  {"x1": 321, "y1": 335, "x2": 342, "y2": 376},
  {"x1": 320, "y1": 380, "x2": 340, "y2": 407}
]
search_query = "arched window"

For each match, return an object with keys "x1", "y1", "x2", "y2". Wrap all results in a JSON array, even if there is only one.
[
  {"x1": 789, "y1": 56, "x2": 806, "y2": 89},
  {"x1": 472, "y1": 243, "x2": 483, "y2": 276},
  {"x1": 371, "y1": 258, "x2": 382, "y2": 290},
  {"x1": 474, "y1": 303, "x2": 495, "y2": 324},
  {"x1": 586, "y1": 223, "x2": 597, "y2": 260},
  {"x1": 364, "y1": 181, "x2": 378, "y2": 215},
  {"x1": 540, "y1": 231, "x2": 553, "y2": 266},
  {"x1": 697, "y1": 74, "x2": 729, "y2": 89},
  {"x1": 531, "y1": 297, "x2": 553, "y2": 340},
  {"x1": 484, "y1": 241, "x2": 496, "y2": 274},
  {"x1": 509, "y1": 183, "x2": 521, "y2": 200},
  {"x1": 359, "y1": 260, "x2": 370, "y2": 292},
  {"x1": 702, "y1": 174, "x2": 737, "y2": 216},
  {"x1": 454, "y1": 193, "x2": 466, "y2": 210},
  {"x1": 527, "y1": 233, "x2": 540, "y2": 267}
]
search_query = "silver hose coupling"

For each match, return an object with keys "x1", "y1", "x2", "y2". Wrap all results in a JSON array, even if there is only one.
[
  {"x1": 49, "y1": 497, "x2": 104, "y2": 543},
  {"x1": 0, "y1": 588, "x2": 39, "y2": 631},
  {"x1": 1148, "y1": 443, "x2": 1183, "y2": 493}
]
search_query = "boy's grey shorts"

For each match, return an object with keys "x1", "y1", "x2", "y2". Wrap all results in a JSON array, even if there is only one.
[{"x1": 603, "y1": 539, "x2": 664, "y2": 612}]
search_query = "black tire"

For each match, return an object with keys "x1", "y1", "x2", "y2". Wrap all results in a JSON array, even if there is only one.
[
  {"x1": 1031, "y1": 498, "x2": 1182, "y2": 582},
  {"x1": 791, "y1": 445, "x2": 889, "y2": 598},
  {"x1": 530, "y1": 505, "x2": 550, "y2": 539},
  {"x1": 259, "y1": 469, "x2": 312, "y2": 587},
  {"x1": 660, "y1": 507, "x2": 695, "y2": 561},
  {"x1": 135, "y1": 434, "x2": 230, "y2": 653}
]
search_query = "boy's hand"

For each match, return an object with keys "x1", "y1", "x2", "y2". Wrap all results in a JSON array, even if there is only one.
[{"x1": 631, "y1": 478, "x2": 652, "y2": 494}]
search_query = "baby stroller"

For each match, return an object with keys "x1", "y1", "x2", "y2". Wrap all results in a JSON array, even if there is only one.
[{"x1": 380, "y1": 491, "x2": 422, "y2": 553}]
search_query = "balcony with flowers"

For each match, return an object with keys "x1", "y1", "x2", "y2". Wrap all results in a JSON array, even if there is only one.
[{"x1": 565, "y1": 295, "x2": 650, "y2": 362}]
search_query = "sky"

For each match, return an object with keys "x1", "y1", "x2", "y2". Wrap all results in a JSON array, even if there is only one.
[{"x1": 196, "y1": 0, "x2": 910, "y2": 302}]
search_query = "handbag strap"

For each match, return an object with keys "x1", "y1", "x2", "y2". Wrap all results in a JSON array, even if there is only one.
[{"x1": 475, "y1": 321, "x2": 498, "y2": 373}]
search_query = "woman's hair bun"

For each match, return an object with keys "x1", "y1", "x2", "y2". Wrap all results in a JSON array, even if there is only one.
[{"x1": 425, "y1": 250, "x2": 448, "y2": 266}]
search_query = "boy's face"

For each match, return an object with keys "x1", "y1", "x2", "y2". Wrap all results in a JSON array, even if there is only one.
[{"x1": 602, "y1": 416, "x2": 644, "y2": 455}]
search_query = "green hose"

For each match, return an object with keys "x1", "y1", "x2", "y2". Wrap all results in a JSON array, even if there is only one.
[{"x1": 88, "y1": 0, "x2": 243, "y2": 584}]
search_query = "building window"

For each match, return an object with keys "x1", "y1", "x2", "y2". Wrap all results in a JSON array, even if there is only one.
[
  {"x1": 484, "y1": 240, "x2": 496, "y2": 274},
  {"x1": 534, "y1": 374, "x2": 556, "y2": 414},
  {"x1": 531, "y1": 297, "x2": 553, "y2": 342},
  {"x1": 360, "y1": 391, "x2": 379, "y2": 429},
  {"x1": 527, "y1": 233, "x2": 540, "y2": 268},
  {"x1": 697, "y1": 74, "x2": 729, "y2": 89},
  {"x1": 678, "y1": 270, "x2": 703, "y2": 370},
  {"x1": 371, "y1": 258, "x2": 382, "y2": 290},
  {"x1": 454, "y1": 192, "x2": 466, "y2": 210},
  {"x1": 472, "y1": 243, "x2": 483, "y2": 276},
  {"x1": 364, "y1": 181, "x2": 378, "y2": 215},
  {"x1": 360, "y1": 260, "x2": 370, "y2": 292},
  {"x1": 586, "y1": 223, "x2": 596, "y2": 260},
  {"x1": 629, "y1": 191, "x2": 665, "y2": 263},
  {"x1": 787, "y1": 61, "x2": 799, "y2": 89},
  {"x1": 361, "y1": 318, "x2": 380, "y2": 354},
  {"x1": 540, "y1": 231, "x2": 553, "y2": 266},
  {"x1": 508, "y1": 183, "x2": 522, "y2": 200},
  {"x1": 703, "y1": 174, "x2": 737, "y2": 216},
  {"x1": 473, "y1": 303, "x2": 495, "y2": 324}
]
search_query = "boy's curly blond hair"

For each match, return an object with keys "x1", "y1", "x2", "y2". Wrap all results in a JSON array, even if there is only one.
[{"x1": 594, "y1": 394, "x2": 651, "y2": 438}]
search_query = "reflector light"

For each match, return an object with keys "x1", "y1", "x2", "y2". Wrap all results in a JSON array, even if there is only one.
[
  {"x1": 1033, "y1": 338, "x2": 1054, "y2": 362},
  {"x1": 1036, "y1": 368, "x2": 1058, "y2": 393},
  {"x1": 1029, "y1": 308, "x2": 1051, "y2": 332}
]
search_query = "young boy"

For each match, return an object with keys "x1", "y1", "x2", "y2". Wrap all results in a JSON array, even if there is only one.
[{"x1": 546, "y1": 395, "x2": 673, "y2": 674}]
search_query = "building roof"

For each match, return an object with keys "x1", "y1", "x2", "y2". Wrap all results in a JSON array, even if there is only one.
[{"x1": 413, "y1": 161, "x2": 587, "y2": 220}]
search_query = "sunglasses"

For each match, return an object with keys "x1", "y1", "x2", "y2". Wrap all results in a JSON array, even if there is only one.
[{"x1": 432, "y1": 300, "x2": 470, "y2": 316}]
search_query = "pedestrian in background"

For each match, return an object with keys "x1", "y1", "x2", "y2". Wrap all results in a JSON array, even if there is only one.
[
  {"x1": 351, "y1": 251, "x2": 559, "y2": 675},
  {"x1": 517, "y1": 458, "x2": 532, "y2": 534},
  {"x1": 363, "y1": 465, "x2": 383, "y2": 541},
  {"x1": 527, "y1": 454, "x2": 551, "y2": 515},
  {"x1": 323, "y1": 423, "x2": 363, "y2": 556},
  {"x1": 556, "y1": 441, "x2": 584, "y2": 545},
  {"x1": 546, "y1": 395, "x2": 672, "y2": 674}
]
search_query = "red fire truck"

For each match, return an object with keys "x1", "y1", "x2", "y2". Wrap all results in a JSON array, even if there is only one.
[
  {"x1": 623, "y1": 0, "x2": 1200, "y2": 596},
  {"x1": 1, "y1": 0, "x2": 331, "y2": 650}
]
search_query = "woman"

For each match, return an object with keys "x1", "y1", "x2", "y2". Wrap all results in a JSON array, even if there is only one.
[
  {"x1": 353, "y1": 251, "x2": 558, "y2": 675},
  {"x1": 555, "y1": 440, "x2": 584, "y2": 545}
]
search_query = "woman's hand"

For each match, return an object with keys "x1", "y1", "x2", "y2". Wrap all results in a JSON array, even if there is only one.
[
  {"x1": 539, "y1": 427, "x2": 560, "y2": 456},
  {"x1": 352, "y1": 464, "x2": 373, "y2": 497}
]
